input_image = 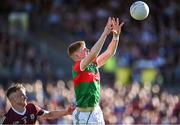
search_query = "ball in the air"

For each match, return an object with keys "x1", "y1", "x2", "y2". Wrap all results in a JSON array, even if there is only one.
[{"x1": 130, "y1": 1, "x2": 149, "y2": 20}]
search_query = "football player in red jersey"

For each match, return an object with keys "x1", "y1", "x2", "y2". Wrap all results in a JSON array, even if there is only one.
[
  {"x1": 0, "y1": 84, "x2": 75, "y2": 124},
  {"x1": 67, "y1": 17, "x2": 124, "y2": 124}
]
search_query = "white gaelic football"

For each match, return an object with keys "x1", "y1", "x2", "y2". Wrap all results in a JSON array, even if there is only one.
[{"x1": 130, "y1": 1, "x2": 149, "y2": 20}]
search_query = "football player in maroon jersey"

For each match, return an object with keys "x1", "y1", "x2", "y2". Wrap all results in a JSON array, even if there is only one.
[{"x1": 0, "y1": 84, "x2": 75, "y2": 124}]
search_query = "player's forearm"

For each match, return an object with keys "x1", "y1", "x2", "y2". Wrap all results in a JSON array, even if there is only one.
[
  {"x1": 90, "y1": 31, "x2": 107, "y2": 57},
  {"x1": 106, "y1": 35, "x2": 119, "y2": 56},
  {"x1": 80, "y1": 32, "x2": 108, "y2": 71}
]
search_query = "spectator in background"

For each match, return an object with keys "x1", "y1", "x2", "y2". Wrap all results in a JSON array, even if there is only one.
[
  {"x1": 0, "y1": 86, "x2": 6, "y2": 117},
  {"x1": 0, "y1": 84, "x2": 75, "y2": 124}
]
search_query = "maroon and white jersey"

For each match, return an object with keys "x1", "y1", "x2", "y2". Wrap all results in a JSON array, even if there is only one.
[{"x1": 1, "y1": 103, "x2": 45, "y2": 124}]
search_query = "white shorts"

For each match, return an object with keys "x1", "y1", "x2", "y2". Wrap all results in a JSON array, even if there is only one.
[{"x1": 72, "y1": 105, "x2": 105, "y2": 125}]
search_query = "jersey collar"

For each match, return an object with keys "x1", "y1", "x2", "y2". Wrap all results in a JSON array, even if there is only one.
[{"x1": 12, "y1": 106, "x2": 26, "y2": 115}]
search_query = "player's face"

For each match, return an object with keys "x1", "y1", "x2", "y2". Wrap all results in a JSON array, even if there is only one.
[
  {"x1": 14, "y1": 89, "x2": 28, "y2": 107},
  {"x1": 77, "y1": 45, "x2": 89, "y2": 59}
]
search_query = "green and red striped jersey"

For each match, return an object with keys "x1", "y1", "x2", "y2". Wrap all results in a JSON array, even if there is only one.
[{"x1": 72, "y1": 59, "x2": 100, "y2": 108}]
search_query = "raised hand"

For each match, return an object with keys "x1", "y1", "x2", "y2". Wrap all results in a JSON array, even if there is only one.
[
  {"x1": 103, "y1": 17, "x2": 113, "y2": 36},
  {"x1": 111, "y1": 18, "x2": 124, "y2": 36}
]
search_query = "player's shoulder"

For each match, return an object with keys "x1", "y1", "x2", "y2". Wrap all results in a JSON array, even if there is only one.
[
  {"x1": 27, "y1": 102, "x2": 36, "y2": 105},
  {"x1": 26, "y1": 102, "x2": 37, "y2": 110},
  {"x1": 73, "y1": 61, "x2": 81, "y2": 72},
  {"x1": 0, "y1": 116, "x2": 6, "y2": 124},
  {"x1": 26, "y1": 102, "x2": 35, "y2": 107}
]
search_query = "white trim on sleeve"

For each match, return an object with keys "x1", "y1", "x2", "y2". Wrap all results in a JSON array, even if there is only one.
[{"x1": 41, "y1": 110, "x2": 50, "y2": 116}]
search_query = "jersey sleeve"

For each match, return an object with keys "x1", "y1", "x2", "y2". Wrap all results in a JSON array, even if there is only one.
[
  {"x1": 28, "y1": 103, "x2": 45, "y2": 116},
  {"x1": 74, "y1": 61, "x2": 82, "y2": 73},
  {"x1": 74, "y1": 58, "x2": 98, "y2": 73},
  {"x1": 34, "y1": 104, "x2": 45, "y2": 116}
]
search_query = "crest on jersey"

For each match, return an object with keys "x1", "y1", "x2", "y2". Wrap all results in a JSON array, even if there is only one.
[{"x1": 30, "y1": 114, "x2": 35, "y2": 120}]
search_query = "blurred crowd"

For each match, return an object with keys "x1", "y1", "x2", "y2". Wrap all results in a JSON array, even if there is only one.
[
  {"x1": 1, "y1": 0, "x2": 180, "y2": 84},
  {"x1": 0, "y1": 81, "x2": 179, "y2": 124},
  {"x1": 0, "y1": 33, "x2": 54, "y2": 86}
]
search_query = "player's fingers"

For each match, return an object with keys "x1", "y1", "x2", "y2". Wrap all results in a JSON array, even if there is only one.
[
  {"x1": 109, "y1": 17, "x2": 112, "y2": 25},
  {"x1": 112, "y1": 17, "x2": 116, "y2": 26},
  {"x1": 118, "y1": 22, "x2": 124, "y2": 33},
  {"x1": 120, "y1": 22, "x2": 124, "y2": 27},
  {"x1": 112, "y1": 17, "x2": 115, "y2": 22},
  {"x1": 106, "y1": 17, "x2": 111, "y2": 26},
  {"x1": 116, "y1": 18, "x2": 119, "y2": 25},
  {"x1": 109, "y1": 17, "x2": 113, "y2": 28}
]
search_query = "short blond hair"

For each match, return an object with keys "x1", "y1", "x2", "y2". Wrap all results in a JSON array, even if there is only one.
[
  {"x1": 6, "y1": 84, "x2": 25, "y2": 98},
  {"x1": 67, "y1": 41, "x2": 85, "y2": 58}
]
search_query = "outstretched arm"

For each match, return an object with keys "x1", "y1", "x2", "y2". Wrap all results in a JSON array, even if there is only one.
[
  {"x1": 97, "y1": 18, "x2": 124, "y2": 68},
  {"x1": 40, "y1": 104, "x2": 75, "y2": 120},
  {"x1": 80, "y1": 17, "x2": 112, "y2": 71}
]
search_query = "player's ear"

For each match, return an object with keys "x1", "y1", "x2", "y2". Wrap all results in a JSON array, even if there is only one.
[
  {"x1": 74, "y1": 53, "x2": 79, "y2": 59},
  {"x1": 8, "y1": 94, "x2": 14, "y2": 101},
  {"x1": 71, "y1": 52, "x2": 79, "y2": 60}
]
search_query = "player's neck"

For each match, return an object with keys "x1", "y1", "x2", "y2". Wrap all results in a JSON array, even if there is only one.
[
  {"x1": 12, "y1": 104, "x2": 26, "y2": 114},
  {"x1": 75, "y1": 58, "x2": 83, "y2": 62}
]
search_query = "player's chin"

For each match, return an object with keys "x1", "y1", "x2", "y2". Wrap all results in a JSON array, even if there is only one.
[
  {"x1": 22, "y1": 101, "x2": 27, "y2": 106},
  {"x1": 80, "y1": 55, "x2": 86, "y2": 59}
]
